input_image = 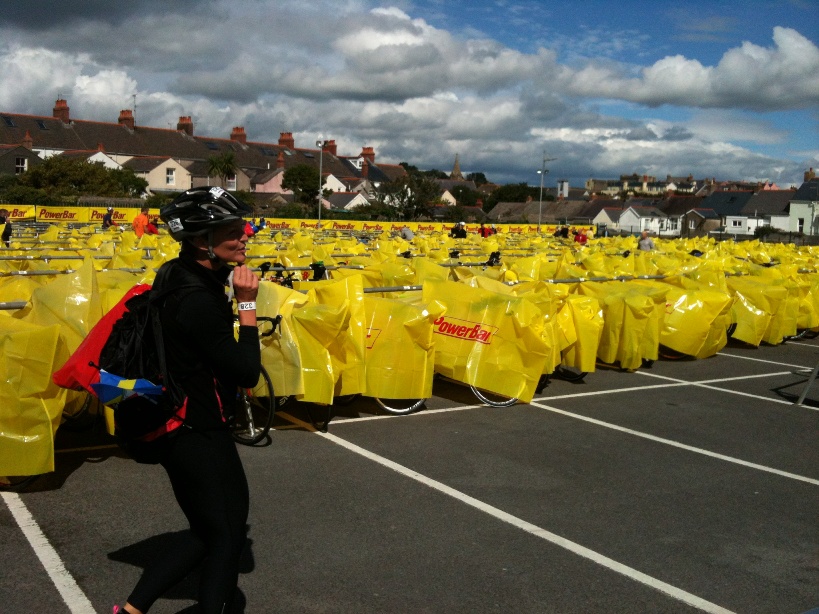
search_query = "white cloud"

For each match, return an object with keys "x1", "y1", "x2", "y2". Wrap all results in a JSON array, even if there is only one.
[
  {"x1": 0, "y1": 2, "x2": 813, "y2": 187},
  {"x1": 565, "y1": 27, "x2": 819, "y2": 111}
]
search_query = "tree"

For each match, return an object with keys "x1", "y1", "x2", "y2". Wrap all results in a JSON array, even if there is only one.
[
  {"x1": 281, "y1": 164, "x2": 321, "y2": 205},
  {"x1": 450, "y1": 185, "x2": 480, "y2": 208},
  {"x1": 483, "y1": 182, "x2": 541, "y2": 212},
  {"x1": 466, "y1": 172, "x2": 488, "y2": 186},
  {"x1": 206, "y1": 152, "x2": 237, "y2": 186},
  {"x1": 373, "y1": 173, "x2": 440, "y2": 220},
  {"x1": 18, "y1": 156, "x2": 147, "y2": 199},
  {"x1": 108, "y1": 167, "x2": 149, "y2": 197}
]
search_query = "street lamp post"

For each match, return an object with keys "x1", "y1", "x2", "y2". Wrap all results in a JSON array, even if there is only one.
[
  {"x1": 316, "y1": 140, "x2": 324, "y2": 225},
  {"x1": 536, "y1": 152, "x2": 556, "y2": 232}
]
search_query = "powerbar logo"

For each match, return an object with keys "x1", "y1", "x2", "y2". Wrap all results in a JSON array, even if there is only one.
[
  {"x1": 332, "y1": 222, "x2": 355, "y2": 230},
  {"x1": 433, "y1": 316, "x2": 497, "y2": 345},
  {"x1": 39, "y1": 209, "x2": 78, "y2": 220},
  {"x1": 362, "y1": 223, "x2": 383, "y2": 231}
]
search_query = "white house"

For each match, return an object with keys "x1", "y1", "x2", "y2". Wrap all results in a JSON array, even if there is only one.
[{"x1": 618, "y1": 206, "x2": 669, "y2": 236}]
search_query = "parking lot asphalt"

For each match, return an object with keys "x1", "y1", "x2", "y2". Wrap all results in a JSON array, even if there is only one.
[{"x1": 2, "y1": 338, "x2": 818, "y2": 614}]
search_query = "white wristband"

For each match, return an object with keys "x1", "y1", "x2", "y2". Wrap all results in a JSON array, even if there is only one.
[{"x1": 237, "y1": 301, "x2": 256, "y2": 311}]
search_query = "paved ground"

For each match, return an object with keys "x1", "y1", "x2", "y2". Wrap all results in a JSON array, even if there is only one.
[{"x1": 2, "y1": 338, "x2": 818, "y2": 614}]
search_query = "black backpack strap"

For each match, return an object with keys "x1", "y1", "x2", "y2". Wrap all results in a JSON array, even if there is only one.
[{"x1": 148, "y1": 264, "x2": 209, "y2": 409}]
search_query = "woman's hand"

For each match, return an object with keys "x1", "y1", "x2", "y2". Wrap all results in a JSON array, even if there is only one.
[
  {"x1": 232, "y1": 265, "x2": 259, "y2": 303},
  {"x1": 233, "y1": 265, "x2": 259, "y2": 326}
]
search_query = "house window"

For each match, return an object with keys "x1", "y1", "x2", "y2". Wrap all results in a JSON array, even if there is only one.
[
  {"x1": 166, "y1": 168, "x2": 175, "y2": 185},
  {"x1": 689, "y1": 219, "x2": 696, "y2": 229},
  {"x1": 798, "y1": 218, "x2": 804, "y2": 233},
  {"x1": 14, "y1": 157, "x2": 27, "y2": 174},
  {"x1": 226, "y1": 174, "x2": 236, "y2": 190},
  {"x1": 731, "y1": 220, "x2": 742, "y2": 228}
]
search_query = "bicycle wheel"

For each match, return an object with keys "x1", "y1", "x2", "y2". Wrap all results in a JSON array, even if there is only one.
[
  {"x1": 332, "y1": 393, "x2": 361, "y2": 406},
  {"x1": 0, "y1": 475, "x2": 39, "y2": 492},
  {"x1": 232, "y1": 366, "x2": 275, "y2": 446},
  {"x1": 374, "y1": 397, "x2": 426, "y2": 415},
  {"x1": 469, "y1": 385, "x2": 518, "y2": 407},
  {"x1": 552, "y1": 366, "x2": 588, "y2": 382}
]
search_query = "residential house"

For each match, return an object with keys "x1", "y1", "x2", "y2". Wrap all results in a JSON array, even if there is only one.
[
  {"x1": 123, "y1": 156, "x2": 193, "y2": 194},
  {"x1": 656, "y1": 195, "x2": 705, "y2": 236},
  {"x1": 0, "y1": 99, "x2": 406, "y2": 205},
  {"x1": 682, "y1": 209, "x2": 721, "y2": 238},
  {"x1": 697, "y1": 191, "x2": 755, "y2": 236},
  {"x1": 0, "y1": 143, "x2": 43, "y2": 176},
  {"x1": 739, "y1": 190, "x2": 794, "y2": 234},
  {"x1": 787, "y1": 174, "x2": 819, "y2": 235},
  {"x1": 327, "y1": 192, "x2": 370, "y2": 211},
  {"x1": 618, "y1": 205, "x2": 668, "y2": 236},
  {"x1": 592, "y1": 207, "x2": 626, "y2": 232}
]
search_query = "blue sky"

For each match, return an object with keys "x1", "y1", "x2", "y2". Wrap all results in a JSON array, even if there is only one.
[{"x1": 0, "y1": 0, "x2": 817, "y2": 188}]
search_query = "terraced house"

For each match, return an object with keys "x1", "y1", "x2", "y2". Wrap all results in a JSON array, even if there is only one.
[{"x1": 0, "y1": 98, "x2": 406, "y2": 211}]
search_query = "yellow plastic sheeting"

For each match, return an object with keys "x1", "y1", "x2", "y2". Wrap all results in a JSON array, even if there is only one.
[
  {"x1": 256, "y1": 281, "x2": 308, "y2": 399},
  {"x1": 641, "y1": 278, "x2": 733, "y2": 358},
  {"x1": 796, "y1": 274, "x2": 819, "y2": 331},
  {"x1": 0, "y1": 277, "x2": 48, "y2": 315},
  {"x1": 467, "y1": 277, "x2": 565, "y2": 375},
  {"x1": 726, "y1": 276, "x2": 791, "y2": 346},
  {"x1": 23, "y1": 258, "x2": 103, "y2": 354},
  {"x1": 362, "y1": 296, "x2": 438, "y2": 400},
  {"x1": 422, "y1": 279, "x2": 549, "y2": 402},
  {"x1": 379, "y1": 261, "x2": 417, "y2": 287},
  {"x1": 555, "y1": 295, "x2": 604, "y2": 372},
  {"x1": 290, "y1": 300, "x2": 350, "y2": 404},
  {"x1": 578, "y1": 281, "x2": 669, "y2": 370},
  {"x1": 306, "y1": 275, "x2": 367, "y2": 398},
  {"x1": 0, "y1": 318, "x2": 67, "y2": 476}
]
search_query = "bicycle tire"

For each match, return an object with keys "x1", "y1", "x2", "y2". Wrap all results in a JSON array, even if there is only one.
[
  {"x1": 0, "y1": 475, "x2": 39, "y2": 492},
  {"x1": 60, "y1": 392, "x2": 104, "y2": 433},
  {"x1": 232, "y1": 366, "x2": 275, "y2": 446},
  {"x1": 333, "y1": 394, "x2": 361, "y2": 406},
  {"x1": 552, "y1": 366, "x2": 588, "y2": 382},
  {"x1": 469, "y1": 385, "x2": 518, "y2": 407},
  {"x1": 374, "y1": 397, "x2": 426, "y2": 415}
]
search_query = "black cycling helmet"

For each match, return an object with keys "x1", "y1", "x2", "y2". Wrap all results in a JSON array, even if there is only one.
[{"x1": 160, "y1": 186, "x2": 251, "y2": 241}]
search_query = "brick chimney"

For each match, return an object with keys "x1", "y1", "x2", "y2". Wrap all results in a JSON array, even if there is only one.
[
  {"x1": 97, "y1": 142, "x2": 104, "y2": 152},
  {"x1": 360, "y1": 146, "x2": 375, "y2": 165},
  {"x1": 361, "y1": 157, "x2": 369, "y2": 179},
  {"x1": 276, "y1": 150, "x2": 285, "y2": 170},
  {"x1": 323, "y1": 140, "x2": 337, "y2": 156},
  {"x1": 806, "y1": 168, "x2": 816, "y2": 182},
  {"x1": 22, "y1": 130, "x2": 33, "y2": 150},
  {"x1": 53, "y1": 98, "x2": 70, "y2": 123},
  {"x1": 118, "y1": 109, "x2": 135, "y2": 130},
  {"x1": 177, "y1": 116, "x2": 193, "y2": 136},
  {"x1": 230, "y1": 126, "x2": 247, "y2": 144},
  {"x1": 278, "y1": 132, "x2": 295, "y2": 149}
]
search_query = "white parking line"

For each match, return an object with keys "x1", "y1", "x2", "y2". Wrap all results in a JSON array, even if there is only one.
[
  {"x1": 716, "y1": 352, "x2": 813, "y2": 370},
  {"x1": 527, "y1": 401, "x2": 819, "y2": 486},
  {"x1": 635, "y1": 370, "x2": 818, "y2": 409},
  {"x1": 1, "y1": 492, "x2": 95, "y2": 613},
  {"x1": 279, "y1": 412, "x2": 735, "y2": 614}
]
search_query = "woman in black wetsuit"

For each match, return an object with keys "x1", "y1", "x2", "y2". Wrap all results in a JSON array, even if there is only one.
[{"x1": 115, "y1": 186, "x2": 260, "y2": 614}]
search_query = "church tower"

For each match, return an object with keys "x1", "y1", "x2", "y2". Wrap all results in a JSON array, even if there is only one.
[{"x1": 450, "y1": 153, "x2": 464, "y2": 181}]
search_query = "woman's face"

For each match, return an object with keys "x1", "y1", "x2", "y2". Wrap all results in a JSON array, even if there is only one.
[{"x1": 201, "y1": 220, "x2": 248, "y2": 265}]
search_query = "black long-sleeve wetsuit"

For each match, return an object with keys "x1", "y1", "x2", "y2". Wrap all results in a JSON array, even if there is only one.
[{"x1": 126, "y1": 253, "x2": 261, "y2": 614}]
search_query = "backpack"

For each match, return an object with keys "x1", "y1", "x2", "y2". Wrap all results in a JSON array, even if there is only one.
[{"x1": 96, "y1": 268, "x2": 201, "y2": 463}]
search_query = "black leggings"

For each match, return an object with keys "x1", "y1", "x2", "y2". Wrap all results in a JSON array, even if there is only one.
[{"x1": 128, "y1": 428, "x2": 249, "y2": 613}]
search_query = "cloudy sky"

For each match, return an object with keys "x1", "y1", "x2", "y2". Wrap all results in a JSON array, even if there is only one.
[{"x1": 1, "y1": 0, "x2": 817, "y2": 188}]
